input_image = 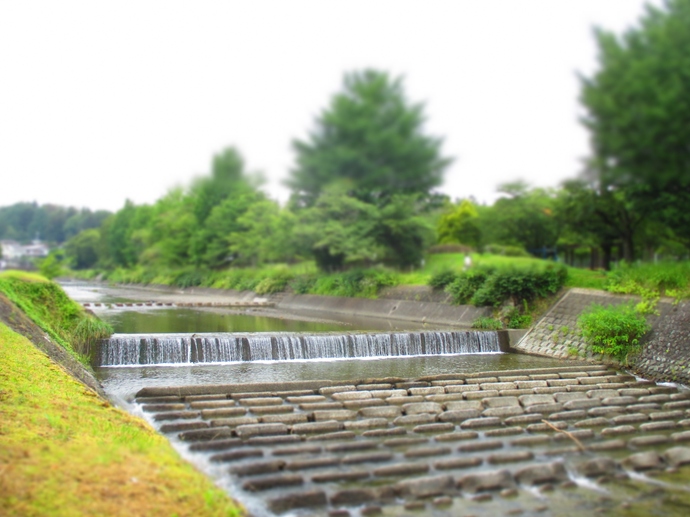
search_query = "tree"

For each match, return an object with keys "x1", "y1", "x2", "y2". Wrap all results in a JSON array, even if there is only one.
[
  {"x1": 288, "y1": 69, "x2": 451, "y2": 207},
  {"x1": 64, "y1": 229, "x2": 101, "y2": 269},
  {"x1": 437, "y1": 199, "x2": 481, "y2": 248},
  {"x1": 581, "y1": 0, "x2": 690, "y2": 242},
  {"x1": 477, "y1": 183, "x2": 560, "y2": 255}
]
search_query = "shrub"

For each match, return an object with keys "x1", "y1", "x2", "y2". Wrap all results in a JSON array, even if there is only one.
[
  {"x1": 578, "y1": 302, "x2": 650, "y2": 362},
  {"x1": 254, "y1": 274, "x2": 292, "y2": 295},
  {"x1": 289, "y1": 274, "x2": 318, "y2": 294},
  {"x1": 446, "y1": 264, "x2": 567, "y2": 307},
  {"x1": 606, "y1": 262, "x2": 690, "y2": 298},
  {"x1": 483, "y1": 244, "x2": 530, "y2": 257},
  {"x1": 70, "y1": 316, "x2": 113, "y2": 358},
  {"x1": 445, "y1": 268, "x2": 491, "y2": 305},
  {"x1": 471, "y1": 317, "x2": 503, "y2": 330},
  {"x1": 428, "y1": 270, "x2": 458, "y2": 290}
]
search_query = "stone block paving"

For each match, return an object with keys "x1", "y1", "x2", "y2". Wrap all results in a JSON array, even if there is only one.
[{"x1": 137, "y1": 365, "x2": 690, "y2": 516}]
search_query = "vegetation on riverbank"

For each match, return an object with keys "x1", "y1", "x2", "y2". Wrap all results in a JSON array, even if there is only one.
[
  {"x1": 0, "y1": 322, "x2": 243, "y2": 517},
  {"x1": 0, "y1": 270, "x2": 112, "y2": 363}
]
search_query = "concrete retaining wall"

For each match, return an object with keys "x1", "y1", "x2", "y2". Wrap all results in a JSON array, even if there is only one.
[
  {"x1": 276, "y1": 294, "x2": 492, "y2": 328},
  {"x1": 513, "y1": 288, "x2": 688, "y2": 384}
]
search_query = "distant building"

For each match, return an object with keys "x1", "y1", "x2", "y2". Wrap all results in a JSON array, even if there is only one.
[{"x1": 0, "y1": 239, "x2": 49, "y2": 270}]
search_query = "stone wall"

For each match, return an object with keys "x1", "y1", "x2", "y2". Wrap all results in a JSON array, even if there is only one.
[{"x1": 512, "y1": 288, "x2": 689, "y2": 384}]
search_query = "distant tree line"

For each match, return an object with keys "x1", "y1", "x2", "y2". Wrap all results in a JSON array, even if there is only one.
[
  {"x1": 0, "y1": 203, "x2": 110, "y2": 245},
  {"x1": 4, "y1": 1, "x2": 690, "y2": 274}
]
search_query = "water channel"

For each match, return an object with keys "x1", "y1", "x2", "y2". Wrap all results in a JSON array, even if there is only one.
[{"x1": 63, "y1": 282, "x2": 690, "y2": 517}]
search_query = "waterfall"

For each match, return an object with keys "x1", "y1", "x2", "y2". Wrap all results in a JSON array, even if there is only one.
[{"x1": 97, "y1": 331, "x2": 502, "y2": 366}]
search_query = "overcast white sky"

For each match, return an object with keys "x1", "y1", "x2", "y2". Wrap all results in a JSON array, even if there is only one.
[{"x1": 0, "y1": 0, "x2": 663, "y2": 212}]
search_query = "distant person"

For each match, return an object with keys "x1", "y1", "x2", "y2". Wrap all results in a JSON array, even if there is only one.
[{"x1": 464, "y1": 254, "x2": 472, "y2": 270}]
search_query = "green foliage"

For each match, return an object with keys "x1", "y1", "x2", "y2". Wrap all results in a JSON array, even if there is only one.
[
  {"x1": 288, "y1": 69, "x2": 451, "y2": 208},
  {"x1": 445, "y1": 269, "x2": 492, "y2": 305},
  {"x1": 64, "y1": 228, "x2": 101, "y2": 269},
  {"x1": 506, "y1": 307, "x2": 532, "y2": 329},
  {"x1": 70, "y1": 317, "x2": 114, "y2": 357},
  {"x1": 578, "y1": 302, "x2": 651, "y2": 362},
  {"x1": 606, "y1": 262, "x2": 690, "y2": 298},
  {"x1": 38, "y1": 251, "x2": 66, "y2": 279},
  {"x1": 428, "y1": 270, "x2": 458, "y2": 290},
  {"x1": 310, "y1": 268, "x2": 398, "y2": 298},
  {"x1": 0, "y1": 201, "x2": 110, "y2": 244},
  {"x1": 471, "y1": 317, "x2": 504, "y2": 330},
  {"x1": 581, "y1": 0, "x2": 690, "y2": 242},
  {"x1": 0, "y1": 271, "x2": 112, "y2": 363},
  {"x1": 446, "y1": 264, "x2": 567, "y2": 307},
  {"x1": 482, "y1": 244, "x2": 530, "y2": 257},
  {"x1": 437, "y1": 199, "x2": 481, "y2": 248},
  {"x1": 476, "y1": 183, "x2": 559, "y2": 255}
]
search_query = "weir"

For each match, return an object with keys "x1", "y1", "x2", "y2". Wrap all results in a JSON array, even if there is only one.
[{"x1": 98, "y1": 330, "x2": 504, "y2": 366}]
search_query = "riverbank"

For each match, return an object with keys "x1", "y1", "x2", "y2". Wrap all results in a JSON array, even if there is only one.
[{"x1": 0, "y1": 275, "x2": 245, "y2": 517}]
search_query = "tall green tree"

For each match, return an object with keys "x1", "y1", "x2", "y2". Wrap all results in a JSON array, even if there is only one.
[
  {"x1": 581, "y1": 0, "x2": 690, "y2": 242},
  {"x1": 288, "y1": 69, "x2": 451, "y2": 207},
  {"x1": 437, "y1": 199, "x2": 481, "y2": 248}
]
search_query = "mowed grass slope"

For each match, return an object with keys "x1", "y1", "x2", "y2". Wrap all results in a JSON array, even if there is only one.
[{"x1": 0, "y1": 323, "x2": 243, "y2": 517}]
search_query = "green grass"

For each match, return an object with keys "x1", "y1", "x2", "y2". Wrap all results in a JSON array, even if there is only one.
[
  {"x1": 0, "y1": 270, "x2": 113, "y2": 364},
  {"x1": 0, "y1": 322, "x2": 243, "y2": 517}
]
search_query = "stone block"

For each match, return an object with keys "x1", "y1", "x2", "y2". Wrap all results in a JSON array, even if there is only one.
[
  {"x1": 663, "y1": 446, "x2": 690, "y2": 468},
  {"x1": 640, "y1": 421, "x2": 677, "y2": 432},
  {"x1": 285, "y1": 456, "x2": 340, "y2": 470},
  {"x1": 374, "y1": 462, "x2": 430, "y2": 477},
  {"x1": 629, "y1": 435, "x2": 670, "y2": 447},
  {"x1": 458, "y1": 469, "x2": 516, "y2": 493},
  {"x1": 330, "y1": 489, "x2": 377, "y2": 506},
  {"x1": 488, "y1": 451, "x2": 534, "y2": 464},
  {"x1": 319, "y1": 385, "x2": 356, "y2": 395},
  {"x1": 460, "y1": 417, "x2": 502, "y2": 429},
  {"x1": 519, "y1": 394, "x2": 554, "y2": 406},
  {"x1": 344, "y1": 418, "x2": 390, "y2": 430},
  {"x1": 292, "y1": 420, "x2": 344, "y2": 434},
  {"x1": 622, "y1": 451, "x2": 664, "y2": 471},
  {"x1": 434, "y1": 431, "x2": 479, "y2": 442},
  {"x1": 409, "y1": 386, "x2": 445, "y2": 396},
  {"x1": 313, "y1": 409, "x2": 356, "y2": 421},
  {"x1": 242, "y1": 474, "x2": 303, "y2": 492},
  {"x1": 483, "y1": 407, "x2": 525, "y2": 418},
  {"x1": 268, "y1": 490, "x2": 327, "y2": 513},
  {"x1": 178, "y1": 427, "x2": 233, "y2": 441},
  {"x1": 505, "y1": 413, "x2": 543, "y2": 425},
  {"x1": 434, "y1": 457, "x2": 483, "y2": 470},
  {"x1": 259, "y1": 413, "x2": 309, "y2": 425},
  {"x1": 231, "y1": 459, "x2": 286, "y2": 476},
  {"x1": 576, "y1": 457, "x2": 618, "y2": 477},
  {"x1": 515, "y1": 462, "x2": 568, "y2": 485},
  {"x1": 386, "y1": 396, "x2": 424, "y2": 405},
  {"x1": 445, "y1": 384, "x2": 480, "y2": 393},
  {"x1": 459, "y1": 440, "x2": 503, "y2": 452},
  {"x1": 413, "y1": 422, "x2": 455, "y2": 434},
  {"x1": 404, "y1": 446, "x2": 452, "y2": 458},
  {"x1": 209, "y1": 448, "x2": 263, "y2": 463},
  {"x1": 482, "y1": 396, "x2": 520, "y2": 408},
  {"x1": 342, "y1": 452, "x2": 394, "y2": 464},
  {"x1": 394, "y1": 413, "x2": 436, "y2": 426},
  {"x1": 311, "y1": 470, "x2": 370, "y2": 483},
  {"x1": 332, "y1": 391, "x2": 372, "y2": 401},
  {"x1": 394, "y1": 475, "x2": 454, "y2": 497},
  {"x1": 234, "y1": 423, "x2": 289, "y2": 439}
]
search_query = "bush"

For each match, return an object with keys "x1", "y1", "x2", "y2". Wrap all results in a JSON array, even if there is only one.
[
  {"x1": 427, "y1": 244, "x2": 474, "y2": 254},
  {"x1": 445, "y1": 268, "x2": 491, "y2": 305},
  {"x1": 310, "y1": 268, "x2": 398, "y2": 298},
  {"x1": 606, "y1": 262, "x2": 690, "y2": 298},
  {"x1": 483, "y1": 244, "x2": 530, "y2": 257},
  {"x1": 254, "y1": 274, "x2": 292, "y2": 295},
  {"x1": 471, "y1": 317, "x2": 503, "y2": 330},
  {"x1": 70, "y1": 316, "x2": 113, "y2": 357},
  {"x1": 289, "y1": 274, "x2": 318, "y2": 294},
  {"x1": 428, "y1": 270, "x2": 458, "y2": 290},
  {"x1": 446, "y1": 264, "x2": 567, "y2": 307},
  {"x1": 578, "y1": 302, "x2": 650, "y2": 362}
]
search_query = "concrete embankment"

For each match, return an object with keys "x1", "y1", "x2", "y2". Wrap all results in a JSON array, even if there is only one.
[
  {"x1": 513, "y1": 288, "x2": 690, "y2": 384},
  {"x1": 136, "y1": 365, "x2": 690, "y2": 516}
]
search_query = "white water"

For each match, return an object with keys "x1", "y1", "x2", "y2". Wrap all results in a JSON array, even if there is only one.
[{"x1": 99, "y1": 330, "x2": 501, "y2": 366}]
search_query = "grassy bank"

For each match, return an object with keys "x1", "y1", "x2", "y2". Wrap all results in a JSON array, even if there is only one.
[
  {"x1": 0, "y1": 270, "x2": 112, "y2": 364},
  {"x1": 0, "y1": 322, "x2": 243, "y2": 517}
]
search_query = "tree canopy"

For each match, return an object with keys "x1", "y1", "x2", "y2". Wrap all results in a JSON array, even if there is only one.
[
  {"x1": 287, "y1": 69, "x2": 451, "y2": 207},
  {"x1": 580, "y1": 0, "x2": 690, "y2": 242}
]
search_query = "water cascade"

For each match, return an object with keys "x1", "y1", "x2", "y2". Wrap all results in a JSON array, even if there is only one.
[{"x1": 98, "y1": 330, "x2": 503, "y2": 366}]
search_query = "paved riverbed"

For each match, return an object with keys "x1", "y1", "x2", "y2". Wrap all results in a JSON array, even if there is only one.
[{"x1": 136, "y1": 365, "x2": 690, "y2": 517}]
